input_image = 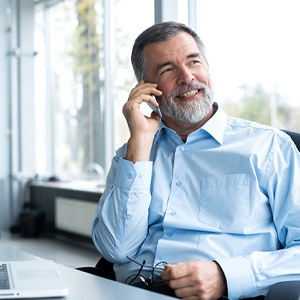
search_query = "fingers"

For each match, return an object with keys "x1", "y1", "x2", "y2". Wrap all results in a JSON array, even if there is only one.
[
  {"x1": 161, "y1": 261, "x2": 227, "y2": 300},
  {"x1": 123, "y1": 81, "x2": 163, "y2": 125},
  {"x1": 161, "y1": 261, "x2": 192, "y2": 280},
  {"x1": 162, "y1": 262, "x2": 195, "y2": 295},
  {"x1": 127, "y1": 80, "x2": 162, "y2": 105},
  {"x1": 122, "y1": 81, "x2": 162, "y2": 149}
]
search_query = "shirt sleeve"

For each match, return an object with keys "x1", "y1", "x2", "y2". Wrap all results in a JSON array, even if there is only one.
[
  {"x1": 92, "y1": 150, "x2": 153, "y2": 263},
  {"x1": 217, "y1": 135, "x2": 300, "y2": 299}
]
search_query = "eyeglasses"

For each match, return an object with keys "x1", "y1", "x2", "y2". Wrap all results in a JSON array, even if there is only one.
[{"x1": 125, "y1": 256, "x2": 168, "y2": 286}]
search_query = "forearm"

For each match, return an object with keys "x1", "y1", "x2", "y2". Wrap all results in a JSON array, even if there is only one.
[{"x1": 92, "y1": 157, "x2": 153, "y2": 262}]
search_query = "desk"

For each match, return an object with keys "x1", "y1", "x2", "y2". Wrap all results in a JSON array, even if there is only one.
[{"x1": 0, "y1": 243, "x2": 176, "y2": 300}]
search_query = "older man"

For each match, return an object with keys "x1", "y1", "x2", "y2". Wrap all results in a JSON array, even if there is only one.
[{"x1": 92, "y1": 21, "x2": 300, "y2": 300}]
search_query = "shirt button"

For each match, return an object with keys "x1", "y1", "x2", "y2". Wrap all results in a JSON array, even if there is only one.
[
  {"x1": 167, "y1": 233, "x2": 173, "y2": 237},
  {"x1": 170, "y1": 211, "x2": 176, "y2": 216},
  {"x1": 127, "y1": 174, "x2": 133, "y2": 179},
  {"x1": 139, "y1": 173, "x2": 143, "y2": 178},
  {"x1": 176, "y1": 181, "x2": 181, "y2": 186},
  {"x1": 180, "y1": 146, "x2": 185, "y2": 152}
]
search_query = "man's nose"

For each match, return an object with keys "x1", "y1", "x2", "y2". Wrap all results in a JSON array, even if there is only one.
[{"x1": 176, "y1": 66, "x2": 195, "y2": 85}]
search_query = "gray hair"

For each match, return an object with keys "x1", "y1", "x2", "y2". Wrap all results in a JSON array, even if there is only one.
[{"x1": 131, "y1": 21, "x2": 208, "y2": 82}]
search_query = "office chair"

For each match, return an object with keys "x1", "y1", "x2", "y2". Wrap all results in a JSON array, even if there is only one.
[
  {"x1": 282, "y1": 129, "x2": 300, "y2": 151},
  {"x1": 78, "y1": 129, "x2": 300, "y2": 299}
]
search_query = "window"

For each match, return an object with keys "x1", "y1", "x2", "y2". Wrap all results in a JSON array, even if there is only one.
[
  {"x1": 34, "y1": 0, "x2": 154, "y2": 180},
  {"x1": 35, "y1": 0, "x2": 104, "y2": 180},
  {"x1": 113, "y1": 0, "x2": 154, "y2": 148},
  {"x1": 34, "y1": 0, "x2": 299, "y2": 181},
  {"x1": 195, "y1": 0, "x2": 300, "y2": 131}
]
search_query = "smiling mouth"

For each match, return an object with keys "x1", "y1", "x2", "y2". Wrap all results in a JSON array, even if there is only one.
[{"x1": 177, "y1": 89, "x2": 200, "y2": 98}]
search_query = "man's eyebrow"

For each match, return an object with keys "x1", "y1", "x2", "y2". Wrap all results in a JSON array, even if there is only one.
[
  {"x1": 153, "y1": 52, "x2": 202, "y2": 75},
  {"x1": 187, "y1": 52, "x2": 202, "y2": 59}
]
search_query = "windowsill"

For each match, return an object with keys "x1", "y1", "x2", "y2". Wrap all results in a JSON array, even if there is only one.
[{"x1": 31, "y1": 180, "x2": 105, "y2": 194}]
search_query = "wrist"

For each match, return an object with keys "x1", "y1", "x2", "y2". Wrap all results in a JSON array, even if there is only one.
[{"x1": 125, "y1": 134, "x2": 154, "y2": 163}]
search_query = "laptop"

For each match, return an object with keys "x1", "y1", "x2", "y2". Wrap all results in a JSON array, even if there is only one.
[{"x1": 0, "y1": 260, "x2": 68, "y2": 299}]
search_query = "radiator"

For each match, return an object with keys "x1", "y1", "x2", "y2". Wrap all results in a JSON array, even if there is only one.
[{"x1": 55, "y1": 197, "x2": 97, "y2": 237}]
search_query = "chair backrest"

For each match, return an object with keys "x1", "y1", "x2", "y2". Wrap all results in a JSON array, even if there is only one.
[{"x1": 282, "y1": 130, "x2": 300, "y2": 152}]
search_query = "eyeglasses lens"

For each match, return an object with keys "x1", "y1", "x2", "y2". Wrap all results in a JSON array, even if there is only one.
[{"x1": 152, "y1": 261, "x2": 167, "y2": 283}]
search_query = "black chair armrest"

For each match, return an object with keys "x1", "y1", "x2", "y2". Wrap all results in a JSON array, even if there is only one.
[
  {"x1": 77, "y1": 257, "x2": 116, "y2": 281},
  {"x1": 282, "y1": 130, "x2": 300, "y2": 151},
  {"x1": 265, "y1": 281, "x2": 300, "y2": 300}
]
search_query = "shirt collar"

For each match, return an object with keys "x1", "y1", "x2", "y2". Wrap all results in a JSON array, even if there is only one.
[
  {"x1": 153, "y1": 102, "x2": 227, "y2": 145},
  {"x1": 201, "y1": 102, "x2": 227, "y2": 145}
]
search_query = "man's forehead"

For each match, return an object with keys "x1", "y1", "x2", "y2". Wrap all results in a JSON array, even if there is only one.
[
  {"x1": 144, "y1": 32, "x2": 200, "y2": 58},
  {"x1": 144, "y1": 32, "x2": 202, "y2": 69}
]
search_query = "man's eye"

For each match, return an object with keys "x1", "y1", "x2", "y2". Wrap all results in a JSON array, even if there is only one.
[
  {"x1": 191, "y1": 60, "x2": 201, "y2": 65},
  {"x1": 161, "y1": 68, "x2": 173, "y2": 75}
]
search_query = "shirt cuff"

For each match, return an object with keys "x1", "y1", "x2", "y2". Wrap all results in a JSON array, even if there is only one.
[
  {"x1": 114, "y1": 158, "x2": 153, "y2": 190},
  {"x1": 216, "y1": 256, "x2": 256, "y2": 299}
]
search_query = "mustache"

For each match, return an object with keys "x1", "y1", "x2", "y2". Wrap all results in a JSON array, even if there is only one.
[{"x1": 170, "y1": 82, "x2": 210, "y2": 99}]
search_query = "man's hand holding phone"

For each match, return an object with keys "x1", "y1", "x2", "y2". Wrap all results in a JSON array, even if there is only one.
[{"x1": 123, "y1": 80, "x2": 162, "y2": 163}]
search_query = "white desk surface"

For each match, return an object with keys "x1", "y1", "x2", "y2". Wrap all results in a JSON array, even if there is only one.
[{"x1": 0, "y1": 243, "x2": 176, "y2": 300}]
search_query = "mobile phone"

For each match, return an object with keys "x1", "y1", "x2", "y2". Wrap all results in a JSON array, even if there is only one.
[{"x1": 147, "y1": 96, "x2": 162, "y2": 118}]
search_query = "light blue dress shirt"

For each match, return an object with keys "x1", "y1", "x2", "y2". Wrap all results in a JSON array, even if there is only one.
[{"x1": 92, "y1": 103, "x2": 300, "y2": 299}]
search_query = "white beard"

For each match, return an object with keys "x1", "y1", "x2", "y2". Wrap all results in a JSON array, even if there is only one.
[{"x1": 159, "y1": 82, "x2": 213, "y2": 123}]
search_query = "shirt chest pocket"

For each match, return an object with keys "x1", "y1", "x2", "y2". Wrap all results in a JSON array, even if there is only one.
[{"x1": 198, "y1": 174, "x2": 252, "y2": 231}]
